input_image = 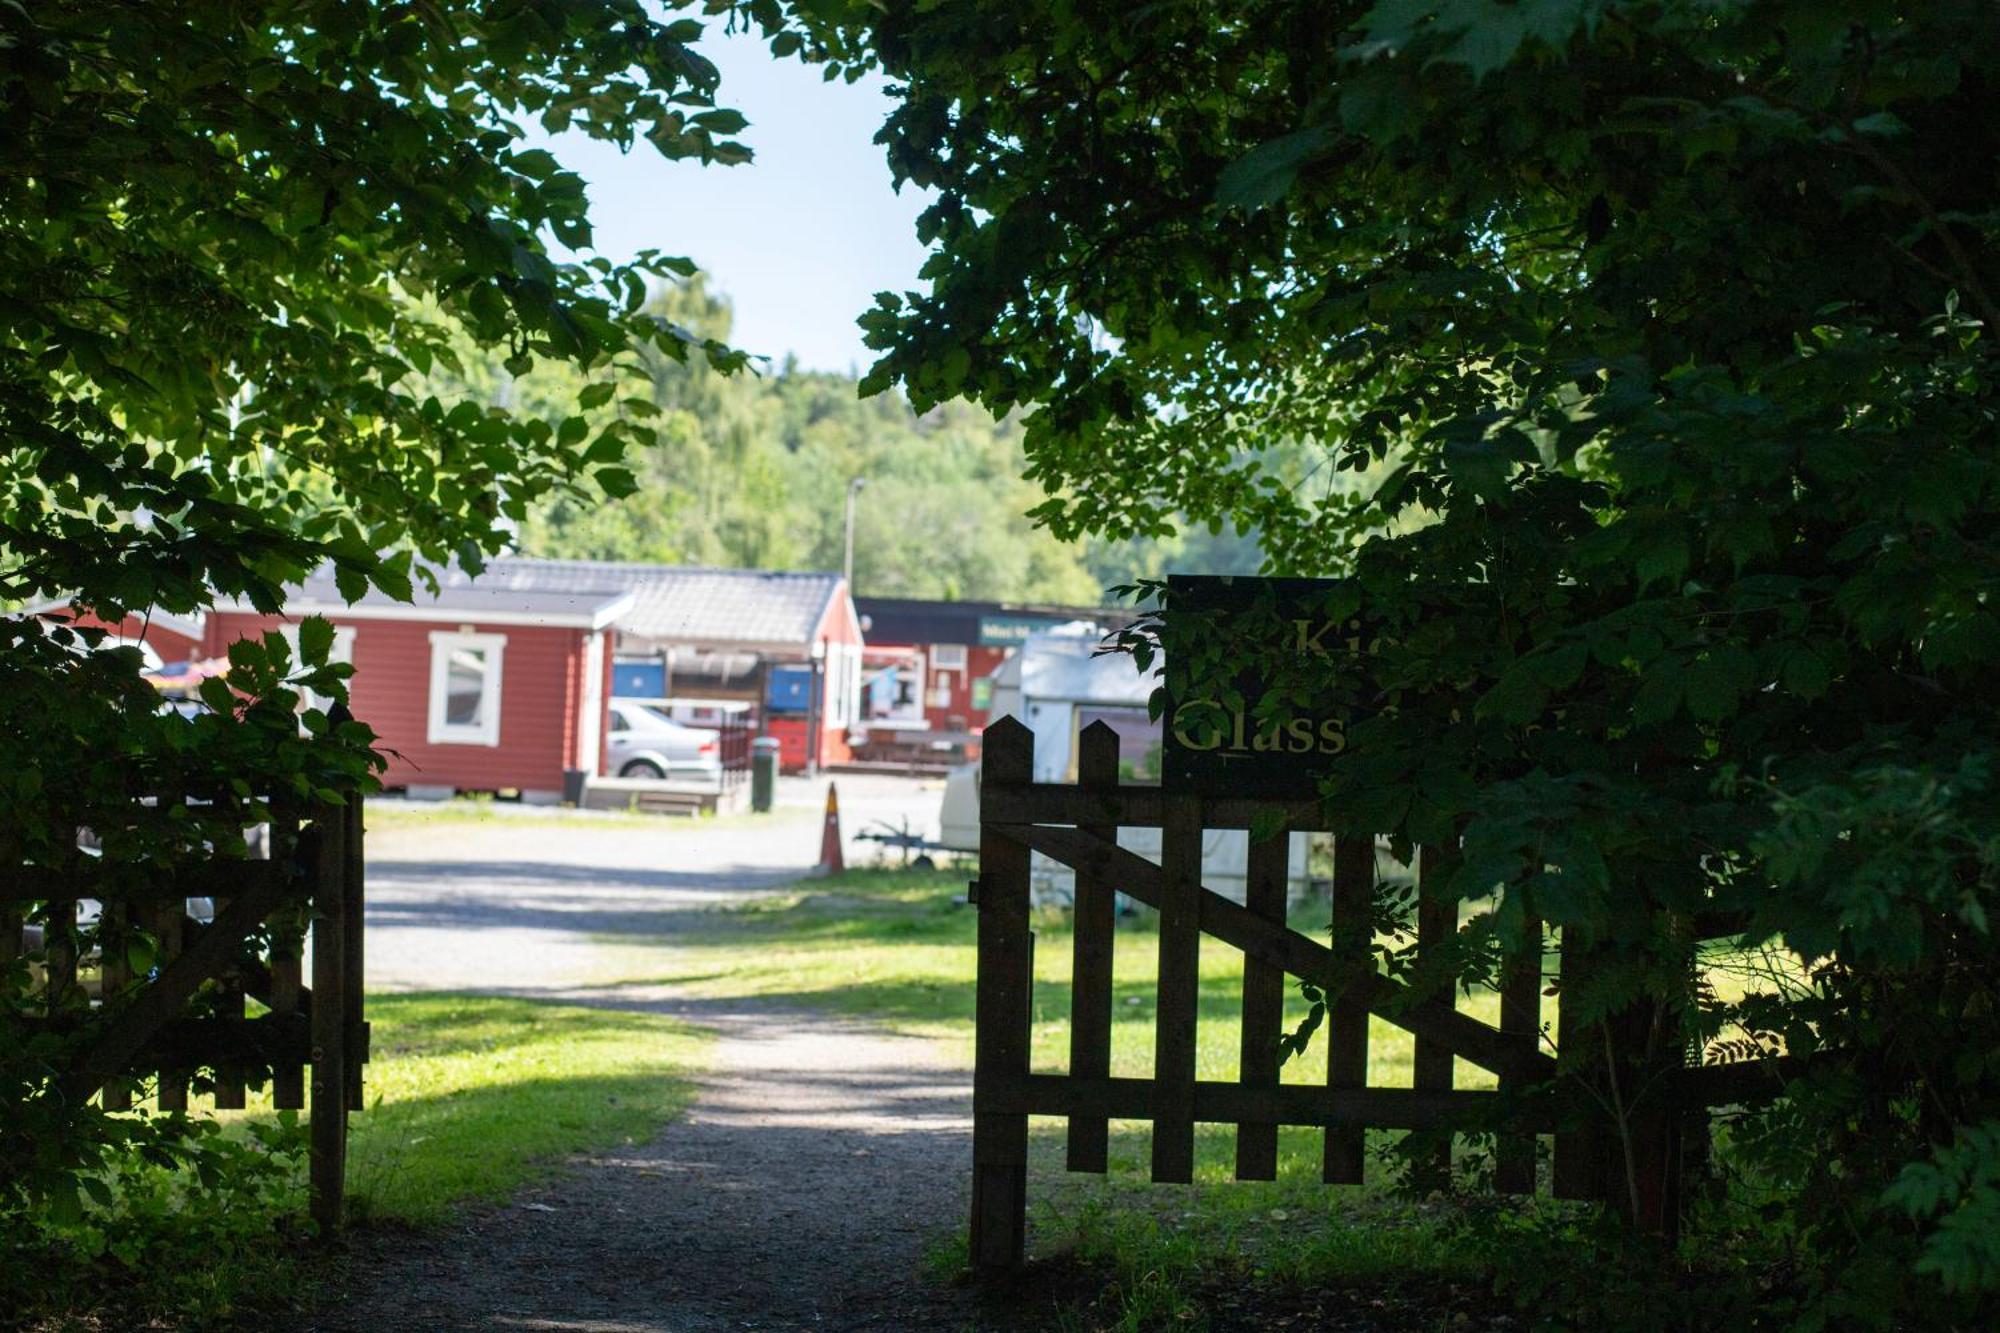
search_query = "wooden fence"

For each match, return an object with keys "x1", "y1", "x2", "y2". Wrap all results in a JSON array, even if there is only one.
[
  {"x1": 970, "y1": 717, "x2": 1772, "y2": 1270},
  {"x1": 1, "y1": 797, "x2": 367, "y2": 1233}
]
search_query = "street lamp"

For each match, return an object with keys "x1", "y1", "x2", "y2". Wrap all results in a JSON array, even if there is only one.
[{"x1": 843, "y1": 476, "x2": 867, "y2": 591}]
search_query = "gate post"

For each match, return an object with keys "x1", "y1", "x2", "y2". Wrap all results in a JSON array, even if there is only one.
[
  {"x1": 309, "y1": 807, "x2": 350, "y2": 1237},
  {"x1": 971, "y1": 718, "x2": 1034, "y2": 1271}
]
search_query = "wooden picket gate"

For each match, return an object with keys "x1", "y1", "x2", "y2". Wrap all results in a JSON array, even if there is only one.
[
  {"x1": 2, "y1": 797, "x2": 367, "y2": 1233},
  {"x1": 970, "y1": 716, "x2": 1768, "y2": 1270}
]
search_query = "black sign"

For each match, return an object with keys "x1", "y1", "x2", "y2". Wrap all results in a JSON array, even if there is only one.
[{"x1": 1159, "y1": 575, "x2": 1368, "y2": 798}]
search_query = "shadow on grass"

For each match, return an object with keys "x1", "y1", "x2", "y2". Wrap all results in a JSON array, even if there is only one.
[{"x1": 345, "y1": 992, "x2": 707, "y2": 1226}]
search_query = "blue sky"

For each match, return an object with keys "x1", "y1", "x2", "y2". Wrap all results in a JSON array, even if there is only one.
[{"x1": 539, "y1": 28, "x2": 933, "y2": 374}]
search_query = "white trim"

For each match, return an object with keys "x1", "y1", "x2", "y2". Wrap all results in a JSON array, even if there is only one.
[
  {"x1": 929, "y1": 643, "x2": 968, "y2": 671},
  {"x1": 577, "y1": 631, "x2": 606, "y2": 773},
  {"x1": 427, "y1": 630, "x2": 506, "y2": 746},
  {"x1": 215, "y1": 591, "x2": 635, "y2": 631}
]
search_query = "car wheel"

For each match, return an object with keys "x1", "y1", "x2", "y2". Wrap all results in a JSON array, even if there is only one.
[{"x1": 620, "y1": 759, "x2": 667, "y2": 780}]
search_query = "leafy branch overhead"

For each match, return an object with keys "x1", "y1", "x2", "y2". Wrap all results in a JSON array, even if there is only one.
[
  {"x1": 758, "y1": 0, "x2": 2000, "y2": 1318},
  {"x1": 0, "y1": 0, "x2": 760, "y2": 1274},
  {"x1": 0, "y1": 0, "x2": 755, "y2": 620}
]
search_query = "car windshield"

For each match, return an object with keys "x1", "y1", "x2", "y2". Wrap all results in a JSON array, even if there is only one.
[{"x1": 629, "y1": 702, "x2": 678, "y2": 728}]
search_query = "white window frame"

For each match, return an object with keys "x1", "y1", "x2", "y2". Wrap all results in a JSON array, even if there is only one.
[
  {"x1": 930, "y1": 643, "x2": 969, "y2": 671},
  {"x1": 427, "y1": 630, "x2": 506, "y2": 746}
]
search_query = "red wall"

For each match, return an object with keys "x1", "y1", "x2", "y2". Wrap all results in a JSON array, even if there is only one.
[
  {"x1": 922, "y1": 643, "x2": 1006, "y2": 732},
  {"x1": 774, "y1": 585, "x2": 861, "y2": 771},
  {"x1": 206, "y1": 612, "x2": 593, "y2": 795},
  {"x1": 862, "y1": 637, "x2": 1006, "y2": 732}
]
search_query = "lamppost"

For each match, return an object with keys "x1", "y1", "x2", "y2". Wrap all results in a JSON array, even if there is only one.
[{"x1": 843, "y1": 476, "x2": 867, "y2": 591}]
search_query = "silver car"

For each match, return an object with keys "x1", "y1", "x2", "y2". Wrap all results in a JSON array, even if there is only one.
[{"x1": 606, "y1": 699, "x2": 722, "y2": 781}]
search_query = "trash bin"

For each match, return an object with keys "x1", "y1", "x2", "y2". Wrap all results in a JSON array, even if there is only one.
[{"x1": 750, "y1": 737, "x2": 781, "y2": 813}]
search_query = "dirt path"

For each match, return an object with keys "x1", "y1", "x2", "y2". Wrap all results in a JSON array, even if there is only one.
[
  {"x1": 309, "y1": 781, "x2": 990, "y2": 1332},
  {"x1": 309, "y1": 1004, "x2": 978, "y2": 1332}
]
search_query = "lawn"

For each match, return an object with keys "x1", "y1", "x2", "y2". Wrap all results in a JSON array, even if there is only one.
[
  {"x1": 595, "y1": 866, "x2": 1557, "y2": 1325},
  {"x1": 341, "y1": 992, "x2": 709, "y2": 1225},
  {"x1": 12, "y1": 994, "x2": 708, "y2": 1331}
]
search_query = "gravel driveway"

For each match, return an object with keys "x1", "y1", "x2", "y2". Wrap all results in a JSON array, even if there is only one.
[{"x1": 310, "y1": 775, "x2": 990, "y2": 1332}]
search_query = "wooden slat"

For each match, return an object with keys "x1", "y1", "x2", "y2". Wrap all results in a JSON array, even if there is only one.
[
  {"x1": 970, "y1": 718, "x2": 1033, "y2": 1271},
  {"x1": 211, "y1": 884, "x2": 247, "y2": 1109},
  {"x1": 269, "y1": 920, "x2": 305, "y2": 1109},
  {"x1": 1324, "y1": 835, "x2": 1372, "y2": 1184},
  {"x1": 343, "y1": 799, "x2": 366, "y2": 1111},
  {"x1": 151, "y1": 898, "x2": 188, "y2": 1111},
  {"x1": 0, "y1": 860, "x2": 292, "y2": 903},
  {"x1": 45, "y1": 897, "x2": 78, "y2": 1014},
  {"x1": 310, "y1": 816, "x2": 351, "y2": 1236},
  {"x1": 1495, "y1": 909, "x2": 1543, "y2": 1194},
  {"x1": 100, "y1": 900, "x2": 132, "y2": 1111},
  {"x1": 1234, "y1": 828, "x2": 1288, "y2": 1181},
  {"x1": 1065, "y1": 722, "x2": 1118, "y2": 1174},
  {"x1": 982, "y1": 784, "x2": 1320, "y2": 832},
  {"x1": 267, "y1": 801, "x2": 304, "y2": 1109},
  {"x1": 15, "y1": 1013, "x2": 312, "y2": 1066},
  {"x1": 1551, "y1": 928, "x2": 1602, "y2": 1201},
  {"x1": 1150, "y1": 793, "x2": 1203, "y2": 1184},
  {"x1": 1410, "y1": 844, "x2": 1456, "y2": 1190},
  {"x1": 60, "y1": 876, "x2": 289, "y2": 1104},
  {"x1": 1000, "y1": 822, "x2": 1557, "y2": 1082},
  {"x1": 1672, "y1": 1054, "x2": 1805, "y2": 1107},
  {"x1": 982, "y1": 1072, "x2": 1559, "y2": 1133}
]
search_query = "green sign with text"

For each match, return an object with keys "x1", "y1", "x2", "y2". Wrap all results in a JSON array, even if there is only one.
[{"x1": 1159, "y1": 575, "x2": 1368, "y2": 798}]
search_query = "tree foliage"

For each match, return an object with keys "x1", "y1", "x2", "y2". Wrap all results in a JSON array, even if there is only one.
[
  {"x1": 0, "y1": 0, "x2": 752, "y2": 1292},
  {"x1": 473, "y1": 275, "x2": 1222, "y2": 602},
  {"x1": 761, "y1": 0, "x2": 2000, "y2": 1321},
  {"x1": 3, "y1": 0, "x2": 750, "y2": 617}
]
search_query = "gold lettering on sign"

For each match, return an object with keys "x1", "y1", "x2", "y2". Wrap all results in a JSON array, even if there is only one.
[
  {"x1": 1171, "y1": 698, "x2": 1226, "y2": 752},
  {"x1": 1294, "y1": 618, "x2": 1334, "y2": 656},
  {"x1": 1172, "y1": 697, "x2": 1349, "y2": 758}
]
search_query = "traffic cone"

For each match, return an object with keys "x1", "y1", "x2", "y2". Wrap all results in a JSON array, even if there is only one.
[{"x1": 815, "y1": 782, "x2": 845, "y2": 877}]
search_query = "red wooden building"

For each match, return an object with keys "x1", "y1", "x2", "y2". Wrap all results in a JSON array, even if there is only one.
[
  {"x1": 209, "y1": 570, "x2": 633, "y2": 801},
  {"x1": 32, "y1": 557, "x2": 865, "y2": 797}
]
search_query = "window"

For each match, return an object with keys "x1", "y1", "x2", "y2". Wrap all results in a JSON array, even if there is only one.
[
  {"x1": 931, "y1": 643, "x2": 968, "y2": 671},
  {"x1": 427, "y1": 631, "x2": 505, "y2": 746}
]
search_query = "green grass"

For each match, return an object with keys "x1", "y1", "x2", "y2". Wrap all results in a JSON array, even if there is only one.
[
  {"x1": 223, "y1": 992, "x2": 709, "y2": 1224},
  {"x1": 597, "y1": 865, "x2": 1522, "y2": 1090},
  {"x1": 340, "y1": 993, "x2": 709, "y2": 1224},
  {"x1": 591, "y1": 866, "x2": 1544, "y2": 1323},
  {"x1": 16, "y1": 994, "x2": 707, "y2": 1331}
]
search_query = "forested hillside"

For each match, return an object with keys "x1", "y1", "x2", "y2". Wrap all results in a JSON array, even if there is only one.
[{"x1": 435, "y1": 278, "x2": 1264, "y2": 602}]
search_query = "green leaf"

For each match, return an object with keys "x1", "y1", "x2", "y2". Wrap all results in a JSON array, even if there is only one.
[
  {"x1": 297, "y1": 615, "x2": 335, "y2": 667},
  {"x1": 1215, "y1": 125, "x2": 1337, "y2": 211}
]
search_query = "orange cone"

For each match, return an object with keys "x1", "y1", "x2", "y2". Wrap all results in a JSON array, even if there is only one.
[{"x1": 816, "y1": 782, "x2": 845, "y2": 877}]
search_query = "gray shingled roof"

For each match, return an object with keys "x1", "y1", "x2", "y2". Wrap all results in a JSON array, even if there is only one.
[{"x1": 429, "y1": 558, "x2": 842, "y2": 650}]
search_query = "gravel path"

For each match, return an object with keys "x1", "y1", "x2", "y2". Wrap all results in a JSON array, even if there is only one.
[{"x1": 309, "y1": 778, "x2": 991, "y2": 1332}]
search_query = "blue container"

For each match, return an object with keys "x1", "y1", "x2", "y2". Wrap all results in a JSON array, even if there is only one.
[
  {"x1": 613, "y1": 660, "x2": 666, "y2": 698},
  {"x1": 765, "y1": 665, "x2": 814, "y2": 714}
]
